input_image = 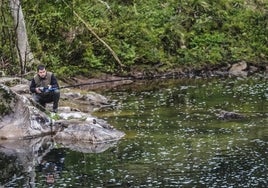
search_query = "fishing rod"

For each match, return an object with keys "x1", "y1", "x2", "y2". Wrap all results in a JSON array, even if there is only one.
[
  {"x1": 59, "y1": 77, "x2": 134, "y2": 89},
  {"x1": 58, "y1": 73, "x2": 176, "y2": 89},
  {"x1": 39, "y1": 73, "x2": 179, "y2": 92}
]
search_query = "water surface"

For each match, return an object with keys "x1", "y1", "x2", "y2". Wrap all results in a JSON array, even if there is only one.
[{"x1": 1, "y1": 77, "x2": 267, "y2": 187}]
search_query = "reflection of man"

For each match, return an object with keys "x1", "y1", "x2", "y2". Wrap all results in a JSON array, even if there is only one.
[
  {"x1": 43, "y1": 162, "x2": 57, "y2": 184},
  {"x1": 46, "y1": 173, "x2": 55, "y2": 184},
  {"x1": 30, "y1": 64, "x2": 60, "y2": 113},
  {"x1": 37, "y1": 149, "x2": 65, "y2": 185}
]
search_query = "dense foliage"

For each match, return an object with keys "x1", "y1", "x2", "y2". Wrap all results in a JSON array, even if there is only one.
[{"x1": 1, "y1": 0, "x2": 268, "y2": 77}]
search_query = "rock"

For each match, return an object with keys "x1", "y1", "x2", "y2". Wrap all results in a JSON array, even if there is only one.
[
  {"x1": 79, "y1": 92, "x2": 110, "y2": 105},
  {"x1": 0, "y1": 71, "x2": 5, "y2": 77},
  {"x1": 61, "y1": 91, "x2": 81, "y2": 99},
  {"x1": 0, "y1": 77, "x2": 29, "y2": 86},
  {"x1": 0, "y1": 84, "x2": 52, "y2": 139},
  {"x1": 10, "y1": 84, "x2": 31, "y2": 95},
  {"x1": 53, "y1": 119, "x2": 124, "y2": 143},
  {"x1": 229, "y1": 61, "x2": 248, "y2": 77},
  {"x1": 0, "y1": 82, "x2": 125, "y2": 143},
  {"x1": 248, "y1": 65, "x2": 258, "y2": 74},
  {"x1": 61, "y1": 91, "x2": 113, "y2": 112},
  {"x1": 217, "y1": 110, "x2": 245, "y2": 120}
]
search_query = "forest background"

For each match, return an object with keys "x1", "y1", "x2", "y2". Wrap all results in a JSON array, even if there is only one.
[{"x1": 0, "y1": 0, "x2": 267, "y2": 79}]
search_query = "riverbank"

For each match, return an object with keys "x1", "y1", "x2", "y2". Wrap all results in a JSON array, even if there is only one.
[{"x1": 59, "y1": 61, "x2": 268, "y2": 91}]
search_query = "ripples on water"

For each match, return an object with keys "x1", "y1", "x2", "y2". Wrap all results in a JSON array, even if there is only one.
[
  {"x1": 1, "y1": 77, "x2": 267, "y2": 187},
  {"x1": 96, "y1": 77, "x2": 267, "y2": 187}
]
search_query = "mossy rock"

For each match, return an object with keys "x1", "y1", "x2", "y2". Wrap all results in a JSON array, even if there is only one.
[{"x1": 0, "y1": 84, "x2": 17, "y2": 116}]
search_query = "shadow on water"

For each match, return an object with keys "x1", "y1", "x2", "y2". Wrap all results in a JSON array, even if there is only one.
[{"x1": 0, "y1": 76, "x2": 267, "y2": 187}]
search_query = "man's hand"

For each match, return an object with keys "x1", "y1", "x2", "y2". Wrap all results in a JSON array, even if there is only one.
[{"x1": 35, "y1": 87, "x2": 42, "y2": 93}]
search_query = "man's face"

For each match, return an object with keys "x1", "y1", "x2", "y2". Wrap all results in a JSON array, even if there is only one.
[{"x1": 38, "y1": 68, "x2": 47, "y2": 78}]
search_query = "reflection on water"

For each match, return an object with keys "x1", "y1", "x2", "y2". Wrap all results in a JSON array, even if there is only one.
[
  {"x1": 0, "y1": 77, "x2": 267, "y2": 187},
  {"x1": 0, "y1": 137, "x2": 119, "y2": 187}
]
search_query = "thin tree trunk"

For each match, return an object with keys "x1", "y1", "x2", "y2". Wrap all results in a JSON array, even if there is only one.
[
  {"x1": 63, "y1": 0, "x2": 124, "y2": 70},
  {"x1": 9, "y1": 0, "x2": 34, "y2": 75}
]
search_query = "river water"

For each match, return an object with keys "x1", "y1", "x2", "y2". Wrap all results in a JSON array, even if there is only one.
[{"x1": 1, "y1": 76, "x2": 267, "y2": 187}]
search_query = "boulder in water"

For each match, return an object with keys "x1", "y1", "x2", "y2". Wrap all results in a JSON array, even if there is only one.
[{"x1": 0, "y1": 83, "x2": 125, "y2": 142}]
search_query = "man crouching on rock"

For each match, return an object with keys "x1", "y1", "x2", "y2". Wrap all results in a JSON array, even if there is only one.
[{"x1": 30, "y1": 64, "x2": 60, "y2": 113}]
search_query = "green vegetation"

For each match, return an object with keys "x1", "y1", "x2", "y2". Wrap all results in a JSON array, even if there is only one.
[
  {"x1": 0, "y1": 85, "x2": 16, "y2": 116},
  {"x1": 0, "y1": 0, "x2": 267, "y2": 77}
]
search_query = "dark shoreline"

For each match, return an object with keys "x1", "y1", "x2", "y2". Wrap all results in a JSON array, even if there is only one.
[{"x1": 61, "y1": 62, "x2": 267, "y2": 90}]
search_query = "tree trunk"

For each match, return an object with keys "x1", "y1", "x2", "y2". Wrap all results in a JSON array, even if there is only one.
[{"x1": 9, "y1": 0, "x2": 34, "y2": 75}]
